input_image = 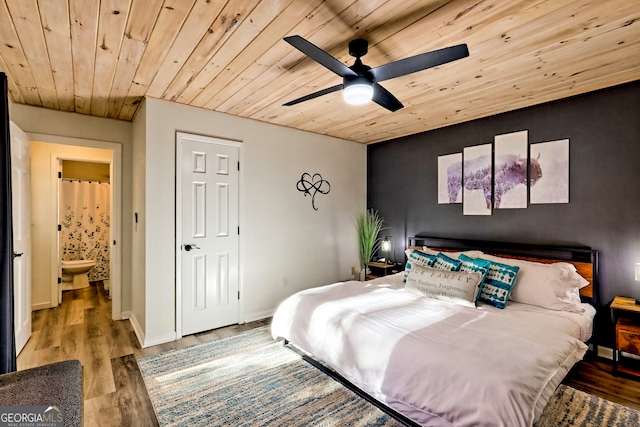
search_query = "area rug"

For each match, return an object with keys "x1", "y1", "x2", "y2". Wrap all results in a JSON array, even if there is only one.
[
  {"x1": 535, "y1": 384, "x2": 640, "y2": 426},
  {"x1": 138, "y1": 326, "x2": 403, "y2": 426},
  {"x1": 139, "y1": 326, "x2": 640, "y2": 427}
]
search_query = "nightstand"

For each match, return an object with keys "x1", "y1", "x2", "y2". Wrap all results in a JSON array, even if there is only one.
[
  {"x1": 611, "y1": 296, "x2": 640, "y2": 377},
  {"x1": 366, "y1": 262, "x2": 402, "y2": 280}
]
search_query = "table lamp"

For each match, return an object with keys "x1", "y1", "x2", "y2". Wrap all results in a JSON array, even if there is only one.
[{"x1": 380, "y1": 236, "x2": 393, "y2": 264}]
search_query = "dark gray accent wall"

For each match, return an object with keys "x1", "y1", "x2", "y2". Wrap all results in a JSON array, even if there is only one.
[{"x1": 368, "y1": 81, "x2": 640, "y2": 343}]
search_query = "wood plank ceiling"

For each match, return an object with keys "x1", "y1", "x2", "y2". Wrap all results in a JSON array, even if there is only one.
[{"x1": 0, "y1": 0, "x2": 638, "y2": 144}]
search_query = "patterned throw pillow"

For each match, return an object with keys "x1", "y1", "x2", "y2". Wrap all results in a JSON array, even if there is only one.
[
  {"x1": 404, "y1": 249, "x2": 437, "y2": 282},
  {"x1": 478, "y1": 260, "x2": 520, "y2": 309},
  {"x1": 458, "y1": 254, "x2": 491, "y2": 299},
  {"x1": 432, "y1": 252, "x2": 462, "y2": 271},
  {"x1": 405, "y1": 264, "x2": 483, "y2": 308}
]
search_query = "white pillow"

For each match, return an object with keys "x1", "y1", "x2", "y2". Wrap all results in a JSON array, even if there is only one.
[
  {"x1": 405, "y1": 264, "x2": 482, "y2": 308},
  {"x1": 420, "y1": 246, "x2": 484, "y2": 259},
  {"x1": 479, "y1": 253, "x2": 588, "y2": 313}
]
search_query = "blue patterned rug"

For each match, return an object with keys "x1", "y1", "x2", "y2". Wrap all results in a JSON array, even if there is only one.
[
  {"x1": 535, "y1": 384, "x2": 640, "y2": 426},
  {"x1": 138, "y1": 326, "x2": 640, "y2": 427},
  {"x1": 138, "y1": 326, "x2": 403, "y2": 426}
]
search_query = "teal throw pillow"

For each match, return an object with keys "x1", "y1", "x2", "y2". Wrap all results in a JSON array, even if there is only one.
[
  {"x1": 458, "y1": 254, "x2": 491, "y2": 300},
  {"x1": 478, "y1": 260, "x2": 520, "y2": 309},
  {"x1": 432, "y1": 252, "x2": 462, "y2": 271},
  {"x1": 404, "y1": 249, "x2": 437, "y2": 282}
]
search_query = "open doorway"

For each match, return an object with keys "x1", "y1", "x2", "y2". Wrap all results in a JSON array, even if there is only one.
[
  {"x1": 29, "y1": 134, "x2": 122, "y2": 320},
  {"x1": 59, "y1": 160, "x2": 111, "y2": 296}
]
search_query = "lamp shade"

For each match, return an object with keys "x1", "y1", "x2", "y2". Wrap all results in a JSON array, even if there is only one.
[
  {"x1": 381, "y1": 238, "x2": 391, "y2": 252},
  {"x1": 343, "y1": 78, "x2": 373, "y2": 105},
  {"x1": 635, "y1": 263, "x2": 640, "y2": 281}
]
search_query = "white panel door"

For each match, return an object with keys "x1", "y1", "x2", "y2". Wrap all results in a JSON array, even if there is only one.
[
  {"x1": 178, "y1": 133, "x2": 240, "y2": 336},
  {"x1": 10, "y1": 122, "x2": 31, "y2": 355}
]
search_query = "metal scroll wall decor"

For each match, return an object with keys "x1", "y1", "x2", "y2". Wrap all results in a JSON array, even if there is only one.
[{"x1": 296, "y1": 172, "x2": 331, "y2": 211}]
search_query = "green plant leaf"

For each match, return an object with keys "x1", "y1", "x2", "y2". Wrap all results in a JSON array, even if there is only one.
[{"x1": 356, "y1": 209, "x2": 387, "y2": 268}]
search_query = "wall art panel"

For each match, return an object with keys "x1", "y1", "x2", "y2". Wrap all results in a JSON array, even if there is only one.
[
  {"x1": 463, "y1": 143, "x2": 492, "y2": 216},
  {"x1": 494, "y1": 130, "x2": 528, "y2": 209},
  {"x1": 530, "y1": 139, "x2": 569, "y2": 204},
  {"x1": 438, "y1": 153, "x2": 462, "y2": 204}
]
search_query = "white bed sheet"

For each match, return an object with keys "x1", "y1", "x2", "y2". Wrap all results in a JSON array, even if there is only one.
[
  {"x1": 271, "y1": 274, "x2": 594, "y2": 427},
  {"x1": 368, "y1": 273, "x2": 595, "y2": 342}
]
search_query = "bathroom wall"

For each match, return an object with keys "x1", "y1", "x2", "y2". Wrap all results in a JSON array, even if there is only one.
[{"x1": 62, "y1": 160, "x2": 110, "y2": 182}]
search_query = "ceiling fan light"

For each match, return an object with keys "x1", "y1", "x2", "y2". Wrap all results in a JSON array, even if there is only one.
[{"x1": 343, "y1": 81, "x2": 373, "y2": 105}]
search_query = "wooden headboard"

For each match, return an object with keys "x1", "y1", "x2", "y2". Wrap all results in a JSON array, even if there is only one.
[{"x1": 407, "y1": 236, "x2": 599, "y2": 308}]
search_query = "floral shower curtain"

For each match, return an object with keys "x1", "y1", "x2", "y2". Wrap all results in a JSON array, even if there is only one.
[{"x1": 61, "y1": 180, "x2": 110, "y2": 281}]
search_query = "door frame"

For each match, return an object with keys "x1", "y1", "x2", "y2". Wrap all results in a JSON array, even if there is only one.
[
  {"x1": 175, "y1": 132, "x2": 242, "y2": 339},
  {"x1": 30, "y1": 132, "x2": 123, "y2": 320}
]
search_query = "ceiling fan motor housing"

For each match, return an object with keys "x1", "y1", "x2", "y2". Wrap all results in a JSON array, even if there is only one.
[{"x1": 348, "y1": 39, "x2": 368, "y2": 58}]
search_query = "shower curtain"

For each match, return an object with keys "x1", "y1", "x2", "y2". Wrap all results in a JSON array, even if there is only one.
[{"x1": 61, "y1": 180, "x2": 110, "y2": 281}]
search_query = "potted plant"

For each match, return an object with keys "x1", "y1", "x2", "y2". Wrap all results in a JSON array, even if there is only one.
[{"x1": 356, "y1": 209, "x2": 386, "y2": 280}]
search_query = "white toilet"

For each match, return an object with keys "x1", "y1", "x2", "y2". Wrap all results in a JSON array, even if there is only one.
[{"x1": 61, "y1": 259, "x2": 96, "y2": 290}]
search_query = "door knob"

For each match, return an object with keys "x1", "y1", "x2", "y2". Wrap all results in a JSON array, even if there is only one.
[{"x1": 184, "y1": 244, "x2": 200, "y2": 252}]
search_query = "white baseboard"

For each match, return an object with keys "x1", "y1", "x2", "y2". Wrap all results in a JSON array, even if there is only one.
[
  {"x1": 122, "y1": 311, "x2": 176, "y2": 348},
  {"x1": 243, "y1": 309, "x2": 274, "y2": 324},
  {"x1": 143, "y1": 332, "x2": 177, "y2": 348},
  {"x1": 122, "y1": 311, "x2": 145, "y2": 348},
  {"x1": 31, "y1": 302, "x2": 51, "y2": 311}
]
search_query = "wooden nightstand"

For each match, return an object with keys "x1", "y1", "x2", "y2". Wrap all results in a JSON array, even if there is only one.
[
  {"x1": 611, "y1": 296, "x2": 640, "y2": 377},
  {"x1": 365, "y1": 262, "x2": 402, "y2": 280}
]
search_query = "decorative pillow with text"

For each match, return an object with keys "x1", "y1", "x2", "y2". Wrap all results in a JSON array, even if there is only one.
[{"x1": 405, "y1": 264, "x2": 482, "y2": 308}]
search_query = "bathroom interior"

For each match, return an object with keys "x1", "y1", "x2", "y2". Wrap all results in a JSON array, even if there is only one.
[{"x1": 60, "y1": 160, "x2": 111, "y2": 297}]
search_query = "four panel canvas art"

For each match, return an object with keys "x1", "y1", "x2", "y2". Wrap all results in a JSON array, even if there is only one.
[{"x1": 438, "y1": 130, "x2": 569, "y2": 215}]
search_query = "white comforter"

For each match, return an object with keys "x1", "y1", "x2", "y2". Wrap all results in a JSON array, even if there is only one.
[{"x1": 271, "y1": 275, "x2": 592, "y2": 427}]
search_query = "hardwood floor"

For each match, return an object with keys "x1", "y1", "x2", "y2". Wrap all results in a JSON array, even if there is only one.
[
  {"x1": 17, "y1": 282, "x2": 640, "y2": 426},
  {"x1": 564, "y1": 357, "x2": 640, "y2": 411},
  {"x1": 17, "y1": 282, "x2": 270, "y2": 426}
]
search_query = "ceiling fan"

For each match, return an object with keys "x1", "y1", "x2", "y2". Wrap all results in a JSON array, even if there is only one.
[{"x1": 283, "y1": 35, "x2": 469, "y2": 112}]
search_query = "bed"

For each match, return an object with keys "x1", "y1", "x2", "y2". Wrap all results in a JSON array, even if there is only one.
[{"x1": 271, "y1": 236, "x2": 599, "y2": 427}]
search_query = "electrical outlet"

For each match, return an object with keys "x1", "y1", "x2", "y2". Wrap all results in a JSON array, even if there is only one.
[{"x1": 350, "y1": 266, "x2": 356, "y2": 276}]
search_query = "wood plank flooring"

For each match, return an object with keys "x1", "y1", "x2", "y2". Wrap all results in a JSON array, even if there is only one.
[
  {"x1": 17, "y1": 282, "x2": 270, "y2": 426},
  {"x1": 17, "y1": 282, "x2": 640, "y2": 426}
]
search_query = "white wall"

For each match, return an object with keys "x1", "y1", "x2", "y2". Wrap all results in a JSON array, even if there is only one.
[
  {"x1": 9, "y1": 103, "x2": 133, "y2": 312},
  {"x1": 130, "y1": 100, "x2": 147, "y2": 335},
  {"x1": 135, "y1": 97, "x2": 366, "y2": 346}
]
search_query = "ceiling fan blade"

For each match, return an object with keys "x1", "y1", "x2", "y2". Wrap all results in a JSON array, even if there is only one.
[
  {"x1": 283, "y1": 84, "x2": 343, "y2": 106},
  {"x1": 370, "y1": 44, "x2": 469, "y2": 82},
  {"x1": 284, "y1": 35, "x2": 357, "y2": 78},
  {"x1": 372, "y1": 83, "x2": 403, "y2": 112}
]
